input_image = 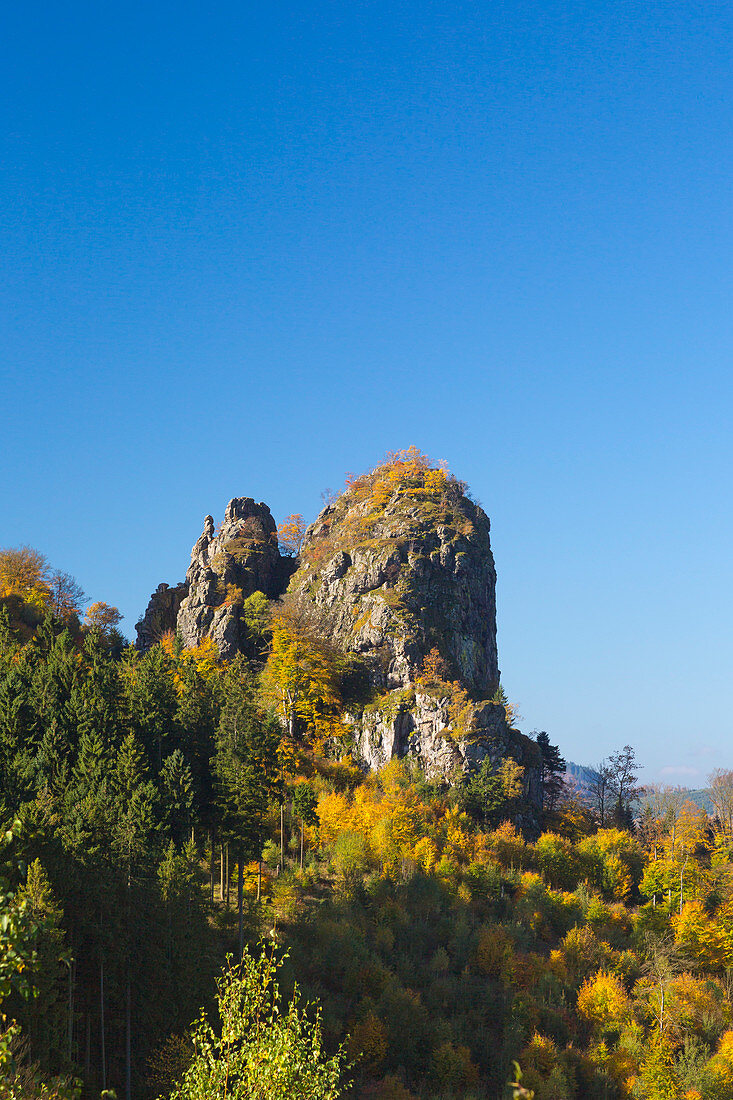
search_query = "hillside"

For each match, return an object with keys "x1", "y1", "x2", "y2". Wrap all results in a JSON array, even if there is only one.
[
  {"x1": 137, "y1": 448, "x2": 540, "y2": 811},
  {"x1": 2, "y1": 453, "x2": 733, "y2": 1100}
]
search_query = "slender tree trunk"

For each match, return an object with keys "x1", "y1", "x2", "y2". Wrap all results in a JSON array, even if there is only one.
[
  {"x1": 125, "y1": 974, "x2": 131, "y2": 1100},
  {"x1": 225, "y1": 844, "x2": 230, "y2": 909},
  {"x1": 126, "y1": 863, "x2": 132, "y2": 1100},
  {"x1": 67, "y1": 954, "x2": 75, "y2": 1062},
  {"x1": 210, "y1": 827, "x2": 216, "y2": 904},
  {"x1": 100, "y1": 955, "x2": 106, "y2": 1091},
  {"x1": 257, "y1": 860, "x2": 262, "y2": 903},
  {"x1": 280, "y1": 800, "x2": 284, "y2": 873},
  {"x1": 237, "y1": 851, "x2": 245, "y2": 960},
  {"x1": 85, "y1": 1014, "x2": 91, "y2": 1082},
  {"x1": 300, "y1": 822, "x2": 304, "y2": 870},
  {"x1": 220, "y1": 844, "x2": 225, "y2": 902}
]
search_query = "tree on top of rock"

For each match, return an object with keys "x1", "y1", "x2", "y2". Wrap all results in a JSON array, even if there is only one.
[{"x1": 343, "y1": 447, "x2": 457, "y2": 508}]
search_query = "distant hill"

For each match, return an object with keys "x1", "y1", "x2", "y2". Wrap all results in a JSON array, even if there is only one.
[
  {"x1": 564, "y1": 761, "x2": 598, "y2": 795},
  {"x1": 565, "y1": 761, "x2": 713, "y2": 815}
]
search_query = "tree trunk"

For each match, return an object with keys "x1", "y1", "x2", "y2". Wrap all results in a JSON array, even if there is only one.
[
  {"x1": 225, "y1": 843, "x2": 230, "y2": 909},
  {"x1": 100, "y1": 955, "x2": 106, "y2": 1091},
  {"x1": 280, "y1": 799, "x2": 284, "y2": 872},
  {"x1": 210, "y1": 827, "x2": 216, "y2": 904},
  {"x1": 257, "y1": 860, "x2": 262, "y2": 902},
  {"x1": 220, "y1": 843, "x2": 225, "y2": 902},
  {"x1": 125, "y1": 973, "x2": 131, "y2": 1100},
  {"x1": 67, "y1": 955, "x2": 75, "y2": 1062},
  {"x1": 300, "y1": 822, "x2": 304, "y2": 870},
  {"x1": 237, "y1": 851, "x2": 245, "y2": 960},
  {"x1": 126, "y1": 862, "x2": 132, "y2": 1100}
]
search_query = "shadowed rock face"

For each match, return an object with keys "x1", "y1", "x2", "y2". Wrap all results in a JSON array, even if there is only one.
[
  {"x1": 136, "y1": 498, "x2": 293, "y2": 657},
  {"x1": 135, "y1": 582, "x2": 188, "y2": 650},
  {"x1": 176, "y1": 498, "x2": 292, "y2": 658},
  {"x1": 287, "y1": 484, "x2": 499, "y2": 697}
]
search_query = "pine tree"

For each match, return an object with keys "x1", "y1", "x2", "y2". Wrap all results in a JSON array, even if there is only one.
[
  {"x1": 123, "y1": 644, "x2": 178, "y2": 772},
  {"x1": 535, "y1": 731, "x2": 566, "y2": 825},
  {"x1": 215, "y1": 662, "x2": 280, "y2": 955},
  {"x1": 159, "y1": 750, "x2": 195, "y2": 846}
]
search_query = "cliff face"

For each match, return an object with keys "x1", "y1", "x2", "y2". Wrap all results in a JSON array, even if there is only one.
[
  {"x1": 351, "y1": 692, "x2": 541, "y2": 828},
  {"x1": 135, "y1": 459, "x2": 539, "y2": 823},
  {"x1": 136, "y1": 498, "x2": 293, "y2": 657},
  {"x1": 288, "y1": 470, "x2": 499, "y2": 696},
  {"x1": 135, "y1": 582, "x2": 188, "y2": 651}
]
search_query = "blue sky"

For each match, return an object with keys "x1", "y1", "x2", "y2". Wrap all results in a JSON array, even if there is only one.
[{"x1": 2, "y1": 1, "x2": 732, "y2": 782}]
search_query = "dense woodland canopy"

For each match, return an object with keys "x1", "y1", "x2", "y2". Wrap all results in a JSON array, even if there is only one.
[{"x1": 3, "y1": 456, "x2": 733, "y2": 1100}]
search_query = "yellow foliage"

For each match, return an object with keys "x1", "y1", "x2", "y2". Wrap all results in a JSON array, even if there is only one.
[
  {"x1": 674, "y1": 900, "x2": 733, "y2": 971},
  {"x1": 261, "y1": 609, "x2": 341, "y2": 736},
  {"x1": 277, "y1": 514, "x2": 306, "y2": 556},
  {"x1": 577, "y1": 970, "x2": 630, "y2": 1030},
  {"x1": 0, "y1": 545, "x2": 51, "y2": 607},
  {"x1": 413, "y1": 836, "x2": 438, "y2": 874},
  {"x1": 487, "y1": 821, "x2": 526, "y2": 869},
  {"x1": 521, "y1": 1032, "x2": 559, "y2": 1077},
  {"x1": 475, "y1": 925, "x2": 515, "y2": 979}
]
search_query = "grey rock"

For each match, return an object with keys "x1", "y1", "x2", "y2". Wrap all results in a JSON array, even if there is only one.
[
  {"x1": 135, "y1": 582, "x2": 188, "y2": 651},
  {"x1": 175, "y1": 497, "x2": 291, "y2": 658},
  {"x1": 348, "y1": 692, "x2": 541, "y2": 829},
  {"x1": 288, "y1": 483, "x2": 499, "y2": 695}
]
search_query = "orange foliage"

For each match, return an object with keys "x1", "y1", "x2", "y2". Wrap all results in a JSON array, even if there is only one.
[
  {"x1": 577, "y1": 970, "x2": 630, "y2": 1031},
  {"x1": 417, "y1": 647, "x2": 449, "y2": 687},
  {"x1": 277, "y1": 514, "x2": 306, "y2": 556},
  {"x1": 85, "y1": 600, "x2": 123, "y2": 634}
]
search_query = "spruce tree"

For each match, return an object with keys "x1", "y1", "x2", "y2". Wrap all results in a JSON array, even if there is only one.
[
  {"x1": 159, "y1": 749, "x2": 195, "y2": 846},
  {"x1": 535, "y1": 730, "x2": 567, "y2": 824}
]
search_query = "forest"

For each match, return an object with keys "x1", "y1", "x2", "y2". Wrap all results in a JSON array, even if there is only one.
[{"x1": 3, "y1": 460, "x2": 733, "y2": 1100}]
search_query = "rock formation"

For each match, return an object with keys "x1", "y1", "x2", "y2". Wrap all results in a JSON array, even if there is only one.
[
  {"x1": 136, "y1": 457, "x2": 540, "y2": 823},
  {"x1": 136, "y1": 497, "x2": 293, "y2": 657},
  {"x1": 288, "y1": 475, "x2": 499, "y2": 696},
  {"x1": 135, "y1": 582, "x2": 188, "y2": 650}
]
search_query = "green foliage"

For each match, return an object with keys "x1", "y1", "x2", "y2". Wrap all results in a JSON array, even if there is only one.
[{"x1": 166, "y1": 946, "x2": 348, "y2": 1099}]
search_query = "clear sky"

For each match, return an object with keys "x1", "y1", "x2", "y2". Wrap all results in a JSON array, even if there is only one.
[{"x1": 2, "y1": 1, "x2": 732, "y2": 783}]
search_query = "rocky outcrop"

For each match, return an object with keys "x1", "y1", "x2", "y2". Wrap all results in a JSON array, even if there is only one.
[
  {"x1": 137, "y1": 498, "x2": 294, "y2": 657},
  {"x1": 135, "y1": 582, "x2": 187, "y2": 650},
  {"x1": 287, "y1": 477, "x2": 499, "y2": 696},
  {"x1": 134, "y1": 465, "x2": 539, "y2": 821},
  {"x1": 176, "y1": 498, "x2": 292, "y2": 658},
  {"x1": 346, "y1": 691, "x2": 540, "y2": 828}
]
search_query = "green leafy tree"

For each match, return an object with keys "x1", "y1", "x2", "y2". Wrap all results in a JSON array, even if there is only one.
[{"x1": 166, "y1": 946, "x2": 347, "y2": 1100}]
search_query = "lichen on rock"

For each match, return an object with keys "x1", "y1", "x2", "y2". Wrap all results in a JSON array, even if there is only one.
[
  {"x1": 137, "y1": 498, "x2": 294, "y2": 657},
  {"x1": 287, "y1": 448, "x2": 499, "y2": 697}
]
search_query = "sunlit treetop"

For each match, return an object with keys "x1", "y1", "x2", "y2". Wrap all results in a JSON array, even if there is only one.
[{"x1": 341, "y1": 446, "x2": 467, "y2": 510}]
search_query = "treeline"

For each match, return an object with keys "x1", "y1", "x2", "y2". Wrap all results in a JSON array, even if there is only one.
[
  {"x1": 5, "y1": 533, "x2": 733, "y2": 1099},
  {"x1": 0, "y1": 605, "x2": 290, "y2": 1096}
]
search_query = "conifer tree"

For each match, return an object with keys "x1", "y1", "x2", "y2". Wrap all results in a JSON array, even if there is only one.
[
  {"x1": 159, "y1": 750, "x2": 195, "y2": 846},
  {"x1": 535, "y1": 731, "x2": 566, "y2": 825},
  {"x1": 124, "y1": 645, "x2": 177, "y2": 772},
  {"x1": 215, "y1": 660, "x2": 280, "y2": 956}
]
